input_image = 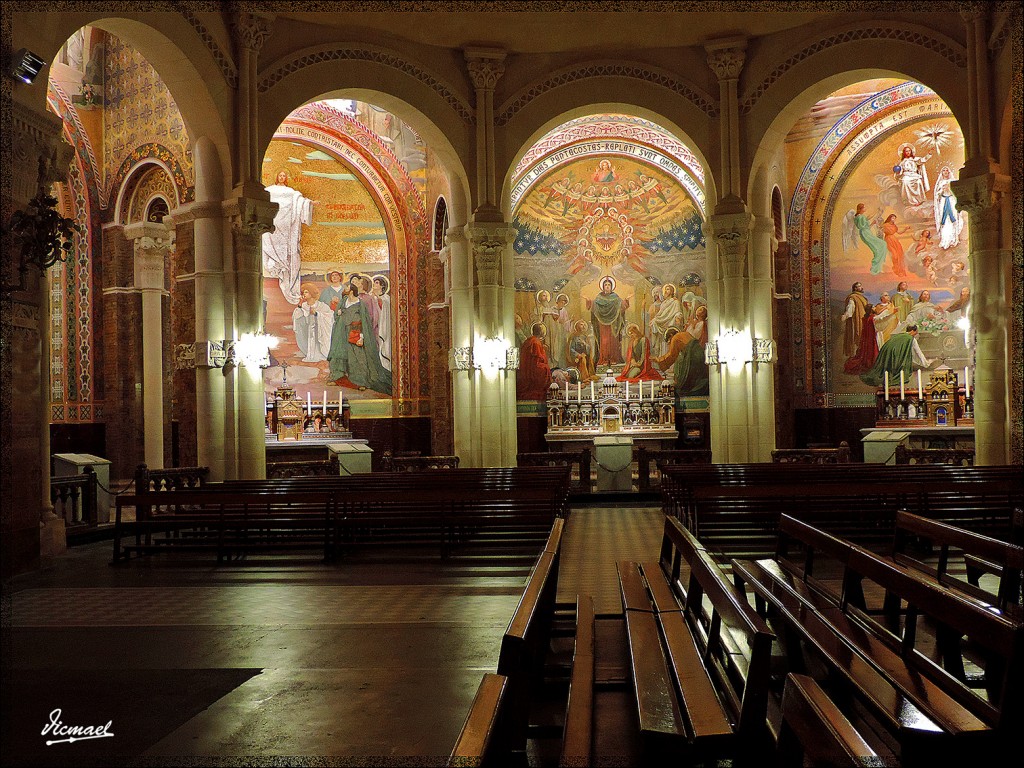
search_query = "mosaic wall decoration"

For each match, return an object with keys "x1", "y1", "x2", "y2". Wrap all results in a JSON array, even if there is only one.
[
  {"x1": 261, "y1": 102, "x2": 430, "y2": 415},
  {"x1": 512, "y1": 130, "x2": 708, "y2": 405},
  {"x1": 786, "y1": 80, "x2": 970, "y2": 405}
]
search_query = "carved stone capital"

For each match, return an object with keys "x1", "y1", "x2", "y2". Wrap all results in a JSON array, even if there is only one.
[
  {"x1": 466, "y1": 222, "x2": 516, "y2": 286},
  {"x1": 175, "y1": 343, "x2": 197, "y2": 370},
  {"x1": 167, "y1": 199, "x2": 223, "y2": 224},
  {"x1": 234, "y1": 12, "x2": 274, "y2": 53},
  {"x1": 705, "y1": 37, "x2": 747, "y2": 82},
  {"x1": 950, "y1": 172, "x2": 1011, "y2": 216},
  {"x1": 959, "y1": 5, "x2": 988, "y2": 24},
  {"x1": 465, "y1": 48, "x2": 507, "y2": 91},
  {"x1": 224, "y1": 196, "x2": 278, "y2": 237},
  {"x1": 705, "y1": 211, "x2": 754, "y2": 278}
]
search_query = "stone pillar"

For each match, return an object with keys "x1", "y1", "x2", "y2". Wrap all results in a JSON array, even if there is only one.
[
  {"x1": 2, "y1": 101, "x2": 72, "y2": 573},
  {"x1": 225, "y1": 195, "x2": 277, "y2": 480},
  {"x1": 125, "y1": 223, "x2": 173, "y2": 469},
  {"x1": 953, "y1": 173, "x2": 1011, "y2": 464},
  {"x1": 231, "y1": 11, "x2": 273, "y2": 193},
  {"x1": 704, "y1": 37, "x2": 775, "y2": 463},
  {"x1": 464, "y1": 48, "x2": 506, "y2": 218},
  {"x1": 467, "y1": 222, "x2": 518, "y2": 467},
  {"x1": 447, "y1": 225, "x2": 476, "y2": 465}
]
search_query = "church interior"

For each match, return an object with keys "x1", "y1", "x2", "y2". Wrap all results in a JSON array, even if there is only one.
[{"x1": 1, "y1": 4, "x2": 1021, "y2": 766}]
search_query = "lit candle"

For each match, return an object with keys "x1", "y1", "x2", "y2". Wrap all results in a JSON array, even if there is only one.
[
  {"x1": 900, "y1": 371, "x2": 905, "y2": 400},
  {"x1": 917, "y1": 370, "x2": 923, "y2": 399},
  {"x1": 323, "y1": 390, "x2": 328, "y2": 414},
  {"x1": 307, "y1": 392, "x2": 312, "y2": 414},
  {"x1": 884, "y1": 371, "x2": 889, "y2": 401},
  {"x1": 965, "y1": 367, "x2": 970, "y2": 398},
  {"x1": 625, "y1": 380, "x2": 629, "y2": 399},
  {"x1": 565, "y1": 381, "x2": 569, "y2": 403},
  {"x1": 577, "y1": 381, "x2": 582, "y2": 402},
  {"x1": 590, "y1": 382, "x2": 595, "y2": 400},
  {"x1": 650, "y1": 380, "x2": 655, "y2": 399}
]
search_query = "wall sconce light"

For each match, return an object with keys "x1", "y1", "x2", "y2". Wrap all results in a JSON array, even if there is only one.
[
  {"x1": 1, "y1": 187, "x2": 80, "y2": 296},
  {"x1": 473, "y1": 336, "x2": 509, "y2": 371},
  {"x1": 956, "y1": 315, "x2": 970, "y2": 346},
  {"x1": 705, "y1": 329, "x2": 775, "y2": 367},
  {"x1": 231, "y1": 332, "x2": 277, "y2": 369},
  {"x1": 9, "y1": 49, "x2": 46, "y2": 84}
]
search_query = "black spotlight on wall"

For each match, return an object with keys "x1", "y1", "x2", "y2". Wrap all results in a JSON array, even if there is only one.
[{"x1": 9, "y1": 48, "x2": 46, "y2": 84}]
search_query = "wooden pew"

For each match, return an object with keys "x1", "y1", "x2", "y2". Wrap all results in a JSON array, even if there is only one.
[
  {"x1": 732, "y1": 515, "x2": 1024, "y2": 762},
  {"x1": 892, "y1": 510, "x2": 1023, "y2": 616},
  {"x1": 775, "y1": 673, "x2": 884, "y2": 767},
  {"x1": 559, "y1": 594, "x2": 594, "y2": 768},
  {"x1": 895, "y1": 445, "x2": 975, "y2": 465},
  {"x1": 518, "y1": 449, "x2": 592, "y2": 494},
  {"x1": 617, "y1": 516, "x2": 774, "y2": 764},
  {"x1": 448, "y1": 673, "x2": 509, "y2": 768},
  {"x1": 771, "y1": 441, "x2": 851, "y2": 464},
  {"x1": 964, "y1": 508, "x2": 1024, "y2": 607}
]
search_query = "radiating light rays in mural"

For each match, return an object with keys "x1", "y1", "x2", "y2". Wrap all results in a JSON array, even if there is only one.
[{"x1": 914, "y1": 122, "x2": 958, "y2": 158}]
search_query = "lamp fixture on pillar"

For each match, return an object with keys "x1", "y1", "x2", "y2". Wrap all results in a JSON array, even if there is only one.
[
  {"x1": 472, "y1": 336, "x2": 510, "y2": 370},
  {"x1": 705, "y1": 329, "x2": 775, "y2": 367},
  {"x1": 231, "y1": 332, "x2": 277, "y2": 368},
  {"x1": 8, "y1": 49, "x2": 46, "y2": 84},
  {"x1": 1, "y1": 187, "x2": 80, "y2": 296}
]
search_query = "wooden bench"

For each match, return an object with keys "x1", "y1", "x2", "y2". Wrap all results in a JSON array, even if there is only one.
[
  {"x1": 892, "y1": 510, "x2": 1023, "y2": 616},
  {"x1": 732, "y1": 516, "x2": 1024, "y2": 762},
  {"x1": 617, "y1": 516, "x2": 774, "y2": 764},
  {"x1": 518, "y1": 449, "x2": 593, "y2": 494},
  {"x1": 559, "y1": 594, "x2": 594, "y2": 768},
  {"x1": 775, "y1": 673, "x2": 882, "y2": 767},
  {"x1": 635, "y1": 446, "x2": 711, "y2": 492},
  {"x1": 448, "y1": 673, "x2": 509, "y2": 768},
  {"x1": 771, "y1": 441, "x2": 851, "y2": 464},
  {"x1": 895, "y1": 445, "x2": 975, "y2": 465},
  {"x1": 964, "y1": 508, "x2": 1024, "y2": 607}
]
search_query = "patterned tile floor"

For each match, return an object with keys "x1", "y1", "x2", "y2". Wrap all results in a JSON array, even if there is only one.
[{"x1": 3, "y1": 501, "x2": 664, "y2": 766}]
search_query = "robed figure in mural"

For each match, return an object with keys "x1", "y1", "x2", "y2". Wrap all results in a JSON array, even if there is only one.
[
  {"x1": 517, "y1": 323, "x2": 552, "y2": 400},
  {"x1": 586, "y1": 276, "x2": 629, "y2": 366},
  {"x1": 841, "y1": 282, "x2": 870, "y2": 359},
  {"x1": 568, "y1": 320, "x2": 597, "y2": 382},
  {"x1": 263, "y1": 170, "x2": 315, "y2": 304},
  {"x1": 854, "y1": 203, "x2": 889, "y2": 275},
  {"x1": 894, "y1": 144, "x2": 932, "y2": 207},
  {"x1": 933, "y1": 165, "x2": 965, "y2": 250},
  {"x1": 371, "y1": 275, "x2": 393, "y2": 372},
  {"x1": 859, "y1": 325, "x2": 932, "y2": 387},
  {"x1": 328, "y1": 283, "x2": 393, "y2": 394},
  {"x1": 292, "y1": 283, "x2": 334, "y2": 363},
  {"x1": 654, "y1": 325, "x2": 709, "y2": 396},
  {"x1": 617, "y1": 324, "x2": 663, "y2": 382}
]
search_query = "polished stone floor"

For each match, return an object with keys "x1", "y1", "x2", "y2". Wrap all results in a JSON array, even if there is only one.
[{"x1": 1, "y1": 503, "x2": 663, "y2": 767}]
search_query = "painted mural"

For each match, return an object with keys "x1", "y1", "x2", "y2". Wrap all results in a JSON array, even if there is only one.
[
  {"x1": 513, "y1": 140, "x2": 708, "y2": 403},
  {"x1": 261, "y1": 138, "x2": 394, "y2": 400},
  {"x1": 786, "y1": 80, "x2": 971, "y2": 404}
]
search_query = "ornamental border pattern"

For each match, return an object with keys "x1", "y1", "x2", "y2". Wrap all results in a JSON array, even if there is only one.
[
  {"x1": 179, "y1": 9, "x2": 238, "y2": 89},
  {"x1": 496, "y1": 62, "x2": 719, "y2": 127},
  {"x1": 740, "y1": 25, "x2": 968, "y2": 115},
  {"x1": 257, "y1": 45, "x2": 473, "y2": 125}
]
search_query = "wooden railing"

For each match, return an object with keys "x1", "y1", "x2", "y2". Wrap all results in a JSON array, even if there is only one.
[
  {"x1": 517, "y1": 449, "x2": 592, "y2": 493},
  {"x1": 894, "y1": 445, "x2": 975, "y2": 465},
  {"x1": 636, "y1": 446, "x2": 712, "y2": 492},
  {"x1": 51, "y1": 468, "x2": 98, "y2": 527},
  {"x1": 771, "y1": 441, "x2": 851, "y2": 464},
  {"x1": 134, "y1": 464, "x2": 209, "y2": 492},
  {"x1": 266, "y1": 455, "x2": 340, "y2": 478},
  {"x1": 390, "y1": 455, "x2": 461, "y2": 471}
]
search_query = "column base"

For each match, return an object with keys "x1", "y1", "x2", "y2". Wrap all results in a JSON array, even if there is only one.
[{"x1": 40, "y1": 515, "x2": 67, "y2": 559}]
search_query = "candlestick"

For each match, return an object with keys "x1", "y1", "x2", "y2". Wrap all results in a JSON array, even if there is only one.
[
  {"x1": 917, "y1": 370, "x2": 923, "y2": 400},
  {"x1": 900, "y1": 371, "x2": 905, "y2": 400},
  {"x1": 884, "y1": 371, "x2": 889, "y2": 401}
]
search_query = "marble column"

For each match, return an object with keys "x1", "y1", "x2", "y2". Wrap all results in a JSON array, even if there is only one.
[
  {"x1": 124, "y1": 222, "x2": 174, "y2": 469},
  {"x1": 447, "y1": 225, "x2": 476, "y2": 466},
  {"x1": 704, "y1": 37, "x2": 776, "y2": 463}
]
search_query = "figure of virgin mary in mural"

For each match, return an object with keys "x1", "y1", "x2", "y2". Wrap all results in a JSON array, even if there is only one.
[
  {"x1": 894, "y1": 144, "x2": 932, "y2": 207},
  {"x1": 933, "y1": 165, "x2": 965, "y2": 250},
  {"x1": 327, "y1": 283, "x2": 392, "y2": 394},
  {"x1": 291, "y1": 283, "x2": 333, "y2": 363},
  {"x1": 371, "y1": 275, "x2": 392, "y2": 372},
  {"x1": 854, "y1": 203, "x2": 889, "y2": 275},
  {"x1": 586, "y1": 276, "x2": 629, "y2": 366},
  {"x1": 263, "y1": 170, "x2": 315, "y2": 304},
  {"x1": 617, "y1": 324, "x2": 663, "y2": 382}
]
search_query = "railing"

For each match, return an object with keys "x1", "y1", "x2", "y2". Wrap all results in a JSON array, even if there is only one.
[
  {"x1": 51, "y1": 468, "x2": 98, "y2": 527},
  {"x1": 636, "y1": 447, "x2": 712, "y2": 492},
  {"x1": 771, "y1": 441, "x2": 851, "y2": 464},
  {"x1": 391, "y1": 455, "x2": 461, "y2": 471},
  {"x1": 378, "y1": 450, "x2": 422, "y2": 472},
  {"x1": 517, "y1": 449, "x2": 592, "y2": 494},
  {"x1": 894, "y1": 445, "x2": 975, "y2": 465},
  {"x1": 266, "y1": 455, "x2": 340, "y2": 478},
  {"x1": 134, "y1": 464, "x2": 210, "y2": 492}
]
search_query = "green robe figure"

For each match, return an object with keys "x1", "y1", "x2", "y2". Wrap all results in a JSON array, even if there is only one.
[
  {"x1": 854, "y1": 203, "x2": 888, "y2": 275},
  {"x1": 328, "y1": 286, "x2": 393, "y2": 394},
  {"x1": 859, "y1": 327, "x2": 931, "y2": 387}
]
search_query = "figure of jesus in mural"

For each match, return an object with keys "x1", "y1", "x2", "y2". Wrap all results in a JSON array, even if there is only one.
[
  {"x1": 585, "y1": 276, "x2": 629, "y2": 366},
  {"x1": 263, "y1": 170, "x2": 315, "y2": 304}
]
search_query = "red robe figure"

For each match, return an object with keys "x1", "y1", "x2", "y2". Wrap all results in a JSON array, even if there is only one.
[
  {"x1": 616, "y1": 324, "x2": 663, "y2": 382},
  {"x1": 517, "y1": 323, "x2": 552, "y2": 400}
]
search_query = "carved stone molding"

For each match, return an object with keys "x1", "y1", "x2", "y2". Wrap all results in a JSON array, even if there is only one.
[
  {"x1": 179, "y1": 9, "x2": 238, "y2": 88},
  {"x1": 465, "y1": 48, "x2": 507, "y2": 91},
  {"x1": 168, "y1": 200, "x2": 224, "y2": 224},
  {"x1": 950, "y1": 172, "x2": 1012, "y2": 215},
  {"x1": 449, "y1": 346, "x2": 472, "y2": 372},
  {"x1": 234, "y1": 12, "x2": 274, "y2": 54},
  {"x1": 9, "y1": 101, "x2": 65, "y2": 205},
  {"x1": 466, "y1": 222, "x2": 516, "y2": 286},
  {"x1": 175, "y1": 343, "x2": 196, "y2": 370},
  {"x1": 706, "y1": 212, "x2": 754, "y2": 278},
  {"x1": 705, "y1": 39, "x2": 747, "y2": 82},
  {"x1": 225, "y1": 196, "x2": 278, "y2": 237}
]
